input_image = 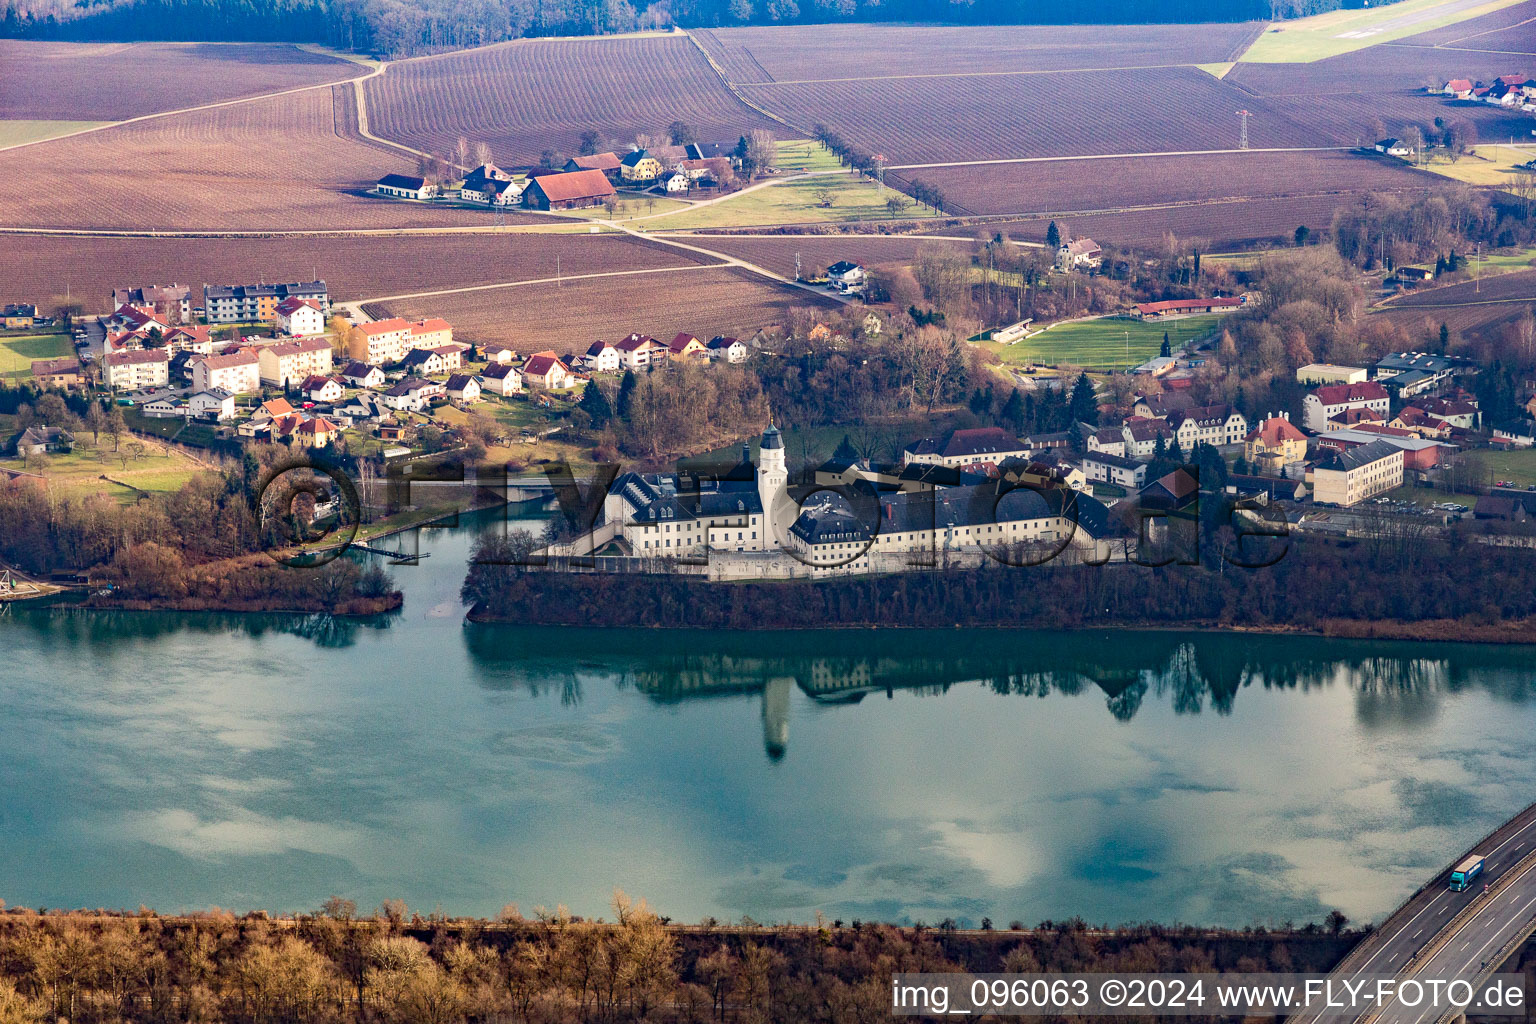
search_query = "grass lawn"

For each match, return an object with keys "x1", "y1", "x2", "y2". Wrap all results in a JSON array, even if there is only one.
[
  {"x1": 0, "y1": 333, "x2": 73, "y2": 377},
  {"x1": 978, "y1": 313, "x2": 1226, "y2": 372},
  {"x1": 1238, "y1": 0, "x2": 1528, "y2": 62},
  {"x1": 1469, "y1": 449, "x2": 1536, "y2": 486},
  {"x1": 559, "y1": 196, "x2": 692, "y2": 221},
  {"x1": 0, "y1": 119, "x2": 111, "y2": 149},
  {"x1": 0, "y1": 443, "x2": 208, "y2": 504},
  {"x1": 1420, "y1": 145, "x2": 1536, "y2": 188},
  {"x1": 639, "y1": 172, "x2": 933, "y2": 231},
  {"x1": 1384, "y1": 483, "x2": 1459, "y2": 507},
  {"x1": 773, "y1": 139, "x2": 846, "y2": 175}
]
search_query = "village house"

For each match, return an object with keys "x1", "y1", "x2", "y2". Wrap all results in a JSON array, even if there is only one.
[
  {"x1": 375, "y1": 173, "x2": 438, "y2": 200},
  {"x1": 619, "y1": 149, "x2": 664, "y2": 182},
  {"x1": 162, "y1": 325, "x2": 213, "y2": 356},
  {"x1": 1056, "y1": 238, "x2": 1102, "y2": 271},
  {"x1": 461, "y1": 163, "x2": 512, "y2": 188},
  {"x1": 1493, "y1": 420, "x2": 1536, "y2": 447},
  {"x1": 1086, "y1": 426, "x2": 1127, "y2": 457},
  {"x1": 664, "y1": 170, "x2": 691, "y2": 193},
  {"x1": 482, "y1": 342, "x2": 517, "y2": 365},
  {"x1": 616, "y1": 333, "x2": 663, "y2": 370},
  {"x1": 1302, "y1": 380, "x2": 1390, "y2": 432},
  {"x1": 904, "y1": 427, "x2": 1031, "y2": 475},
  {"x1": 111, "y1": 284, "x2": 191, "y2": 324},
  {"x1": 564, "y1": 153, "x2": 623, "y2": 179},
  {"x1": 353, "y1": 319, "x2": 413, "y2": 364},
  {"x1": 295, "y1": 416, "x2": 341, "y2": 448},
  {"x1": 523, "y1": 351, "x2": 575, "y2": 389},
  {"x1": 2, "y1": 302, "x2": 37, "y2": 329},
  {"x1": 1311, "y1": 439, "x2": 1404, "y2": 507},
  {"x1": 1083, "y1": 451, "x2": 1148, "y2": 489},
  {"x1": 446, "y1": 373, "x2": 481, "y2": 404},
  {"x1": 461, "y1": 178, "x2": 522, "y2": 205},
  {"x1": 480, "y1": 363, "x2": 523, "y2": 396},
  {"x1": 1411, "y1": 396, "x2": 1479, "y2": 430},
  {"x1": 29, "y1": 358, "x2": 83, "y2": 389},
  {"x1": 1167, "y1": 404, "x2": 1249, "y2": 447},
  {"x1": 259, "y1": 336, "x2": 334, "y2": 387},
  {"x1": 12, "y1": 425, "x2": 72, "y2": 456},
  {"x1": 382, "y1": 377, "x2": 444, "y2": 412},
  {"x1": 400, "y1": 348, "x2": 448, "y2": 376},
  {"x1": 1475, "y1": 495, "x2": 1527, "y2": 521},
  {"x1": 1296, "y1": 363, "x2": 1368, "y2": 385},
  {"x1": 707, "y1": 335, "x2": 749, "y2": 363},
  {"x1": 1443, "y1": 78, "x2": 1475, "y2": 98},
  {"x1": 583, "y1": 340, "x2": 622, "y2": 373},
  {"x1": 521, "y1": 169, "x2": 616, "y2": 210},
  {"x1": 1316, "y1": 427, "x2": 1449, "y2": 472},
  {"x1": 203, "y1": 281, "x2": 328, "y2": 324},
  {"x1": 1131, "y1": 296, "x2": 1244, "y2": 320},
  {"x1": 275, "y1": 296, "x2": 326, "y2": 337},
  {"x1": 301, "y1": 375, "x2": 344, "y2": 403},
  {"x1": 186, "y1": 388, "x2": 236, "y2": 421},
  {"x1": 408, "y1": 318, "x2": 454, "y2": 351},
  {"x1": 1244, "y1": 414, "x2": 1308, "y2": 474},
  {"x1": 341, "y1": 361, "x2": 385, "y2": 389},
  {"x1": 108, "y1": 304, "x2": 169, "y2": 336},
  {"x1": 667, "y1": 333, "x2": 709, "y2": 363},
  {"x1": 1122, "y1": 418, "x2": 1174, "y2": 458},
  {"x1": 1375, "y1": 138, "x2": 1414, "y2": 158},
  {"x1": 1373, "y1": 351, "x2": 1461, "y2": 394},
  {"x1": 103, "y1": 348, "x2": 169, "y2": 390},
  {"x1": 826, "y1": 261, "x2": 867, "y2": 294},
  {"x1": 191, "y1": 348, "x2": 261, "y2": 395},
  {"x1": 1397, "y1": 265, "x2": 1435, "y2": 284}
]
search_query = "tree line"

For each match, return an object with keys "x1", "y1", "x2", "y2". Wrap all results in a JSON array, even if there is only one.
[
  {"x1": 0, "y1": 898, "x2": 1357, "y2": 1024},
  {"x1": 1, "y1": 0, "x2": 1279, "y2": 56}
]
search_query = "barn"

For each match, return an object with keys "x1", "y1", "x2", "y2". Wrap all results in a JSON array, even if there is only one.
[{"x1": 521, "y1": 169, "x2": 616, "y2": 211}]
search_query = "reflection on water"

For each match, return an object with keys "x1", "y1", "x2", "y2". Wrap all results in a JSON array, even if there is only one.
[
  {"x1": 4, "y1": 514, "x2": 1536, "y2": 928},
  {"x1": 460, "y1": 625, "x2": 1536, "y2": 759}
]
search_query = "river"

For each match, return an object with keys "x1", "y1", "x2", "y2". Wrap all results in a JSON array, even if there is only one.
[{"x1": 4, "y1": 511, "x2": 1536, "y2": 928}]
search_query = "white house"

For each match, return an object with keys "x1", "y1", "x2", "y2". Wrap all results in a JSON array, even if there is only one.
[
  {"x1": 664, "y1": 171, "x2": 691, "y2": 193},
  {"x1": 1375, "y1": 138, "x2": 1414, "y2": 157},
  {"x1": 382, "y1": 377, "x2": 444, "y2": 412},
  {"x1": 826, "y1": 261, "x2": 866, "y2": 293},
  {"x1": 1056, "y1": 238, "x2": 1102, "y2": 271},
  {"x1": 482, "y1": 342, "x2": 517, "y2": 365},
  {"x1": 376, "y1": 173, "x2": 438, "y2": 200},
  {"x1": 1303, "y1": 381, "x2": 1390, "y2": 432},
  {"x1": 275, "y1": 296, "x2": 326, "y2": 337},
  {"x1": 584, "y1": 340, "x2": 622, "y2": 373},
  {"x1": 523, "y1": 351, "x2": 575, "y2": 389},
  {"x1": 187, "y1": 388, "x2": 236, "y2": 421},
  {"x1": 1312, "y1": 439, "x2": 1404, "y2": 506},
  {"x1": 480, "y1": 363, "x2": 523, "y2": 396},
  {"x1": 301, "y1": 375, "x2": 344, "y2": 403},
  {"x1": 1166, "y1": 404, "x2": 1249, "y2": 447},
  {"x1": 1082, "y1": 452, "x2": 1148, "y2": 490},
  {"x1": 707, "y1": 335, "x2": 749, "y2": 363},
  {"x1": 446, "y1": 373, "x2": 481, "y2": 404},
  {"x1": 615, "y1": 333, "x2": 662, "y2": 370},
  {"x1": 341, "y1": 361, "x2": 385, "y2": 389},
  {"x1": 461, "y1": 178, "x2": 522, "y2": 205},
  {"x1": 192, "y1": 349, "x2": 261, "y2": 395}
]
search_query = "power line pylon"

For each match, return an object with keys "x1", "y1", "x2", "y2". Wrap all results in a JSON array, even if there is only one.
[{"x1": 1236, "y1": 110, "x2": 1252, "y2": 150}]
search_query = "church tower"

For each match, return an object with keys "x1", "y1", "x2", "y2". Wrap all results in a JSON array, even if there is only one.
[{"x1": 756, "y1": 420, "x2": 789, "y2": 549}]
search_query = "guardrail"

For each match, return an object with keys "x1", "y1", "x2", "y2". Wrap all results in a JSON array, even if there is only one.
[{"x1": 1287, "y1": 798, "x2": 1536, "y2": 1024}]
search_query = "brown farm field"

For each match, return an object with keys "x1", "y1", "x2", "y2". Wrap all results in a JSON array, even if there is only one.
[
  {"x1": 1226, "y1": 46, "x2": 1536, "y2": 145},
  {"x1": 887, "y1": 150, "x2": 1436, "y2": 218},
  {"x1": 954, "y1": 193, "x2": 1369, "y2": 250},
  {"x1": 364, "y1": 36, "x2": 781, "y2": 167},
  {"x1": 741, "y1": 67, "x2": 1322, "y2": 165},
  {"x1": 0, "y1": 233, "x2": 712, "y2": 312},
  {"x1": 0, "y1": 41, "x2": 366, "y2": 122},
  {"x1": 366, "y1": 266, "x2": 838, "y2": 353},
  {"x1": 1373, "y1": 269, "x2": 1536, "y2": 340},
  {"x1": 0, "y1": 86, "x2": 507, "y2": 231},
  {"x1": 693, "y1": 22, "x2": 1265, "y2": 82},
  {"x1": 1394, "y1": 0, "x2": 1536, "y2": 45}
]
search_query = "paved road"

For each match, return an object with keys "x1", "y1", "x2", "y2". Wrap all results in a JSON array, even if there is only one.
[{"x1": 1293, "y1": 800, "x2": 1536, "y2": 1024}]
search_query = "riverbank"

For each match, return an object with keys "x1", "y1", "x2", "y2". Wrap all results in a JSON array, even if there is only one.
[
  {"x1": 81, "y1": 550, "x2": 402, "y2": 616},
  {"x1": 461, "y1": 536, "x2": 1536, "y2": 643}
]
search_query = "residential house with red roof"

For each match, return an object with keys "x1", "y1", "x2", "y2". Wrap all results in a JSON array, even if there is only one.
[
  {"x1": 521, "y1": 169, "x2": 616, "y2": 210},
  {"x1": 1302, "y1": 381, "x2": 1389, "y2": 432},
  {"x1": 275, "y1": 296, "x2": 326, "y2": 337},
  {"x1": 522, "y1": 351, "x2": 575, "y2": 389},
  {"x1": 192, "y1": 348, "x2": 261, "y2": 395},
  {"x1": 1244, "y1": 414, "x2": 1307, "y2": 473}
]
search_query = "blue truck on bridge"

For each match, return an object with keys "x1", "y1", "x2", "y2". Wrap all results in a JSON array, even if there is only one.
[{"x1": 1449, "y1": 854, "x2": 1485, "y2": 891}]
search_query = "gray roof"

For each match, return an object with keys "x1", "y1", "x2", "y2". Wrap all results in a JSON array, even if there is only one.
[{"x1": 1317, "y1": 438, "x2": 1401, "y2": 472}]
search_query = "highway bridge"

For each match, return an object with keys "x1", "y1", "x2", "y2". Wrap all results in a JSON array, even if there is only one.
[{"x1": 1294, "y1": 799, "x2": 1536, "y2": 1024}]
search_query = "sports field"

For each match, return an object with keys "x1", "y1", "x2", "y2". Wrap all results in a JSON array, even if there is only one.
[{"x1": 978, "y1": 314, "x2": 1226, "y2": 372}]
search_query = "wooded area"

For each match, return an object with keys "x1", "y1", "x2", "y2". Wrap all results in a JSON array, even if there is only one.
[
  {"x1": 0, "y1": 901, "x2": 1360, "y2": 1024},
  {"x1": 0, "y1": 0, "x2": 1281, "y2": 56}
]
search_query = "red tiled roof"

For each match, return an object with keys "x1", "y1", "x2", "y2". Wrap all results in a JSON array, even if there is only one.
[
  {"x1": 1313, "y1": 381, "x2": 1388, "y2": 405},
  {"x1": 528, "y1": 169, "x2": 616, "y2": 203},
  {"x1": 524, "y1": 354, "x2": 567, "y2": 377},
  {"x1": 1248, "y1": 416, "x2": 1305, "y2": 445},
  {"x1": 198, "y1": 349, "x2": 259, "y2": 369},
  {"x1": 104, "y1": 348, "x2": 169, "y2": 365},
  {"x1": 568, "y1": 152, "x2": 621, "y2": 171}
]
